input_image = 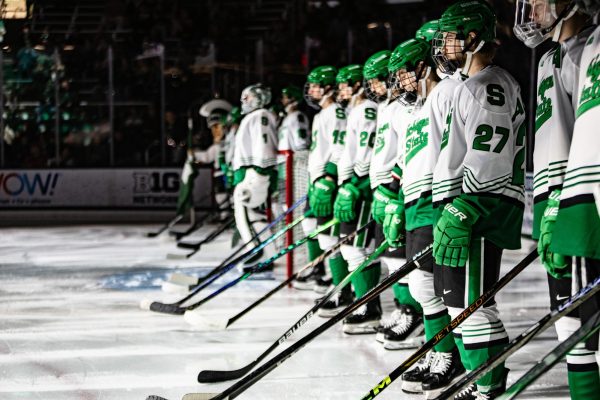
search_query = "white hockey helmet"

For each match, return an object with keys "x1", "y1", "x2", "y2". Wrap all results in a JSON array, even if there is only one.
[
  {"x1": 514, "y1": 0, "x2": 580, "y2": 48},
  {"x1": 240, "y1": 83, "x2": 271, "y2": 114}
]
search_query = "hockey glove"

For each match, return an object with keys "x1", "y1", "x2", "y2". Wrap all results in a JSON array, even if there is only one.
[
  {"x1": 538, "y1": 190, "x2": 570, "y2": 279},
  {"x1": 309, "y1": 178, "x2": 337, "y2": 217},
  {"x1": 334, "y1": 183, "x2": 360, "y2": 222},
  {"x1": 383, "y1": 198, "x2": 406, "y2": 248},
  {"x1": 372, "y1": 185, "x2": 398, "y2": 225},
  {"x1": 433, "y1": 197, "x2": 480, "y2": 268}
]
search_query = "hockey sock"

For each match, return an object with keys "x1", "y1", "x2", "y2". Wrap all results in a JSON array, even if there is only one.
[
  {"x1": 424, "y1": 312, "x2": 455, "y2": 353},
  {"x1": 351, "y1": 261, "x2": 381, "y2": 299},
  {"x1": 453, "y1": 333, "x2": 472, "y2": 371},
  {"x1": 307, "y1": 238, "x2": 324, "y2": 261},
  {"x1": 392, "y1": 283, "x2": 423, "y2": 314},
  {"x1": 470, "y1": 342, "x2": 508, "y2": 393},
  {"x1": 566, "y1": 347, "x2": 600, "y2": 399},
  {"x1": 329, "y1": 254, "x2": 349, "y2": 285}
]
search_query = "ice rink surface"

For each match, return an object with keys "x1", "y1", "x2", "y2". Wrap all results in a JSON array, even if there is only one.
[{"x1": 0, "y1": 222, "x2": 589, "y2": 399}]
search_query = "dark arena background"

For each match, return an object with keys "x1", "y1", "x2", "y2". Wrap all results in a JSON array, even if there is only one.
[{"x1": 0, "y1": 1, "x2": 599, "y2": 400}]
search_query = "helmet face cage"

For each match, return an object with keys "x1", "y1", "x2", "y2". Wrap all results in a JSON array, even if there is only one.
[
  {"x1": 303, "y1": 82, "x2": 327, "y2": 110},
  {"x1": 514, "y1": 0, "x2": 556, "y2": 48},
  {"x1": 432, "y1": 30, "x2": 464, "y2": 75},
  {"x1": 387, "y1": 71, "x2": 404, "y2": 102},
  {"x1": 365, "y1": 77, "x2": 388, "y2": 103}
]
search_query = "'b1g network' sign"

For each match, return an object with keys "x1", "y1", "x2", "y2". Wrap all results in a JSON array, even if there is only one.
[{"x1": 0, "y1": 168, "x2": 213, "y2": 209}]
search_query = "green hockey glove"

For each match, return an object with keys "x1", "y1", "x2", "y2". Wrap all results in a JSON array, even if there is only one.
[
  {"x1": 433, "y1": 197, "x2": 480, "y2": 267},
  {"x1": 538, "y1": 190, "x2": 570, "y2": 278},
  {"x1": 372, "y1": 185, "x2": 398, "y2": 225},
  {"x1": 309, "y1": 178, "x2": 336, "y2": 217},
  {"x1": 334, "y1": 183, "x2": 360, "y2": 222},
  {"x1": 383, "y1": 199, "x2": 406, "y2": 248},
  {"x1": 233, "y1": 168, "x2": 246, "y2": 186}
]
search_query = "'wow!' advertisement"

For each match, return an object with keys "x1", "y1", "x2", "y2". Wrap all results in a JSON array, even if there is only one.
[{"x1": 0, "y1": 168, "x2": 212, "y2": 209}]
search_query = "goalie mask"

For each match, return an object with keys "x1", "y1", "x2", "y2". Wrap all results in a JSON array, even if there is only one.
[
  {"x1": 304, "y1": 65, "x2": 337, "y2": 110},
  {"x1": 240, "y1": 83, "x2": 271, "y2": 114},
  {"x1": 335, "y1": 64, "x2": 364, "y2": 108},
  {"x1": 514, "y1": 0, "x2": 580, "y2": 48},
  {"x1": 389, "y1": 38, "x2": 433, "y2": 106},
  {"x1": 363, "y1": 50, "x2": 391, "y2": 103},
  {"x1": 433, "y1": 0, "x2": 497, "y2": 75}
]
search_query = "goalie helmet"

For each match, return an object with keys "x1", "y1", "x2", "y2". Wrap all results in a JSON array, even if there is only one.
[
  {"x1": 514, "y1": 0, "x2": 581, "y2": 48},
  {"x1": 335, "y1": 64, "x2": 364, "y2": 108},
  {"x1": 388, "y1": 38, "x2": 433, "y2": 105},
  {"x1": 416, "y1": 19, "x2": 439, "y2": 42},
  {"x1": 304, "y1": 65, "x2": 337, "y2": 109},
  {"x1": 363, "y1": 50, "x2": 391, "y2": 103},
  {"x1": 240, "y1": 83, "x2": 271, "y2": 114},
  {"x1": 433, "y1": 0, "x2": 497, "y2": 75}
]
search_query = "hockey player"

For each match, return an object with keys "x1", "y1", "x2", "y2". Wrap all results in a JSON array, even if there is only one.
[
  {"x1": 278, "y1": 86, "x2": 310, "y2": 152},
  {"x1": 221, "y1": 106, "x2": 242, "y2": 190},
  {"x1": 299, "y1": 66, "x2": 348, "y2": 300},
  {"x1": 427, "y1": 1, "x2": 527, "y2": 398},
  {"x1": 514, "y1": 0, "x2": 600, "y2": 398},
  {"x1": 232, "y1": 84, "x2": 278, "y2": 262},
  {"x1": 331, "y1": 63, "x2": 382, "y2": 334},
  {"x1": 382, "y1": 34, "x2": 466, "y2": 397}
]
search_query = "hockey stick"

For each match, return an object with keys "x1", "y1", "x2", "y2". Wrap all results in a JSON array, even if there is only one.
[
  {"x1": 159, "y1": 195, "x2": 307, "y2": 289},
  {"x1": 192, "y1": 235, "x2": 387, "y2": 385},
  {"x1": 184, "y1": 220, "x2": 376, "y2": 330},
  {"x1": 435, "y1": 274, "x2": 600, "y2": 399},
  {"x1": 498, "y1": 309, "x2": 600, "y2": 400},
  {"x1": 143, "y1": 212, "x2": 308, "y2": 315},
  {"x1": 146, "y1": 214, "x2": 184, "y2": 238},
  {"x1": 167, "y1": 217, "x2": 235, "y2": 260},
  {"x1": 358, "y1": 249, "x2": 538, "y2": 400},
  {"x1": 175, "y1": 217, "x2": 339, "y2": 315},
  {"x1": 168, "y1": 243, "x2": 426, "y2": 400}
]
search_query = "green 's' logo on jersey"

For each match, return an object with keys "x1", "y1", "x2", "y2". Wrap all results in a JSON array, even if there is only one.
[
  {"x1": 440, "y1": 111, "x2": 452, "y2": 151},
  {"x1": 535, "y1": 76, "x2": 554, "y2": 132},
  {"x1": 310, "y1": 129, "x2": 318, "y2": 150},
  {"x1": 335, "y1": 108, "x2": 346, "y2": 119},
  {"x1": 374, "y1": 123, "x2": 389, "y2": 155},
  {"x1": 577, "y1": 54, "x2": 600, "y2": 118},
  {"x1": 405, "y1": 118, "x2": 429, "y2": 164}
]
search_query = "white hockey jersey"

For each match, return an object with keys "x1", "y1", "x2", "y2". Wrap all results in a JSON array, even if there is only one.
[
  {"x1": 402, "y1": 77, "x2": 459, "y2": 231},
  {"x1": 532, "y1": 26, "x2": 594, "y2": 239},
  {"x1": 232, "y1": 108, "x2": 278, "y2": 171},
  {"x1": 307, "y1": 103, "x2": 347, "y2": 183},
  {"x1": 432, "y1": 66, "x2": 527, "y2": 249},
  {"x1": 278, "y1": 110, "x2": 310, "y2": 152},
  {"x1": 552, "y1": 26, "x2": 600, "y2": 259},
  {"x1": 369, "y1": 100, "x2": 414, "y2": 189},
  {"x1": 337, "y1": 98, "x2": 378, "y2": 183}
]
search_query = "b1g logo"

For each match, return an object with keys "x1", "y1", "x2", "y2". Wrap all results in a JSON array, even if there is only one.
[{"x1": 133, "y1": 172, "x2": 180, "y2": 193}]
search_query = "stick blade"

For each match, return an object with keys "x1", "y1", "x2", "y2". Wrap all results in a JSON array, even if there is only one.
[
  {"x1": 149, "y1": 301, "x2": 185, "y2": 315},
  {"x1": 182, "y1": 393, "x2": 221, "y2": 400},
  {"x1": 177, "y1": 241, "x2": 200, "y2": 250},
  {"x1": 197, "y1": 362, "x2": 256, "y2": 383},
  {"x1": 146, "y1": 396, "x2": 170, "y2": 400},
  {"x1": 168, "y1": 273, "x2": 200, "y2": 286},
  {"x1": 184, "y1": 310, "x2": 229, "y2": 331}
]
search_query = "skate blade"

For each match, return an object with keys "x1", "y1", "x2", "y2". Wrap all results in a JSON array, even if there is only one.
[
  {"x1": 383, "y1": 336, "x2": 425, "y2": 350},
  {"x1": 401, "y1": 381, "x2": 425, "y2": 394},
  {"x1": 184, "y1": 310, "x2": 228, "y2": 331},
  {"x1": 424, "y1": 373, "x2": 465, "y2": 400}
]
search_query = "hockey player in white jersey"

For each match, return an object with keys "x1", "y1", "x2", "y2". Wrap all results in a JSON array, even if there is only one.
[
  {"x1": 295, "y1": 66, "x2": 347, "y2": 295},
  {"x1": 427, "y1": 1, "x2": 527, "y2": 398},
  {"x1": 278, "y1": 86, "x2": 310, "y2": 152},
  {"x1": 382, "y1": 33, "x2": 467, "y2": 397},
  {"x1": 330, "y1": 63, "x2": 382, "y2": 333},
  {"x1": 515, "y1": 1, "x2": 600, "y2": 398},
  {"x1": 232, "y1": 84, "x2": 278, "y2": 262}
]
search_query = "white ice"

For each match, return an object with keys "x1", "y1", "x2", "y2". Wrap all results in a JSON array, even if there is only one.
[{"x1": 0, "y1": 223, "x2": 590, "y2": 399}]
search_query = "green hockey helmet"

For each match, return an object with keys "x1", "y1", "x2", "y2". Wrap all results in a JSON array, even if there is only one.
[
  {"x1": 416, "y1": 19, "x2": 439, "y2": 42},
  {"x1": 388, "y1": 38, "x2": 432, "y2": 105},
  {"x1": 281, "y1": 85, "x2": 303, "y2": 104},
  {"x1": 433, "y1": 0, "x2": 497, "y2": 75},
  {"x1": 363, "y1": 50, "x2": 391, "y2": 103},
  {"x1": 336, "y1": 64, "x2": 364, "y2": 107},
  {"x1": 305, "y1": 65, "x2": 337, "y2": 109}
]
